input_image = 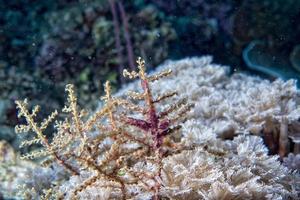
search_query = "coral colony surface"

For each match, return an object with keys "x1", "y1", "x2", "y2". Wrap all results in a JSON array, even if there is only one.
[{"x1": 1, "y1": 56, "x2": 300, "y2": 200}]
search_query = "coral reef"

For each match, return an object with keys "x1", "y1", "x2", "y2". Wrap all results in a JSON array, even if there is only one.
[
  {"x1": 35, "y1": 1, "x2": 176, "y2": 82},
  {"x1": 0, "y1": 1, "x2": 177, "y2": 149},
  {"x1": 4, "y1": 56, "x2": 298, "y2": 199},
  {"x1": 32, "y1": 1, "x2": 176, "y2": 108},
  {"x1": 13, "y1": 57, "x2": 191, "y2": 199},
  {"x1": 3, "y1": 1, "x2": 300, "y2": 150}
]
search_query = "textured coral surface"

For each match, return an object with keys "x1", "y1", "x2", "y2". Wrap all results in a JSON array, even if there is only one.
[{"x1": 1, "y1": 56, "x2": 299, "y2": 200}]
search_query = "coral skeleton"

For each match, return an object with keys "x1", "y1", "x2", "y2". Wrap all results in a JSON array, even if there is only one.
[{"x1": 10, "y1": 56, "x2": 300, "y2": 199}]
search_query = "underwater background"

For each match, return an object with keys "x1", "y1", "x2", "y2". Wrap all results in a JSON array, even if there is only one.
[
  {"x1": 0, "y1": 0, "x2": 300, "y2": 148},
  {"x1": 1, "y1": 1, "x2": 300, "y2": 199}
]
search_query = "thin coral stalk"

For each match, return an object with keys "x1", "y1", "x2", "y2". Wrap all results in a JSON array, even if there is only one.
[
  {"x1": 263, "y1": 117, "x2": 278, "y2": 154},
  {"x1": 279, "y1": 117, "x2": 289, "y2": 158},
  {"x1": 15, "y1": 100, "x2": 79, "y2": 175},
  {"x1": 104, "y1": 81, "x2": 118, "y2": 129},
  {"x1": 109, "y1": 0, "x2": 125, "y2": 83},
  {"x1": 117, "y1": 0, "x2": 135, "y2": 70}
]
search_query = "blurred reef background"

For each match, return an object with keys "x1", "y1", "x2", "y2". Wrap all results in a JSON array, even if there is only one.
[{"x1": 0, "y1": 0, "x2": 300, "y2": 149}]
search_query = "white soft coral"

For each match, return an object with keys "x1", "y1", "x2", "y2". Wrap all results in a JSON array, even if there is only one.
[{"x1": 161, "y1": 136, "x2": 294, "y2": 200}]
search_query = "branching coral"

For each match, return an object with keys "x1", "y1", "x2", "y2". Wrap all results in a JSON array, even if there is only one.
[
  {"x1": 121, "y1": 57, "x2": 192, "y2": 150},
  {"x1": 15, "y1": 95, "x2": 78, "y2": 175},
  {"x1": 15, "y1": 57, "x2": 192, "y2": 199},
  {"x1": 118, "y1": 57, "x2": 192, "y2": 198},
  {"x1": 68, "y1": 57, "x2": 192, "y2": 199},
  {"x1": 15, "y1": 80, "x2": 123, "y2": 198}
]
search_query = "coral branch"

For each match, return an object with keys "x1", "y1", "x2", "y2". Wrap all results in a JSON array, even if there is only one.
[
  {"x1": 117, "y1": 0, "x2": 135, "y2": 70},
  {"x1": 109, "y1": 0, "x2": 125, "y2": 83},
  {"x1": 15, "y1": 95, "x2": 80, "y2": 175},
  {"x1": 153, "y1": 91, "x2": 177, "y2": 103},
  {"x1": 121, "y1": 116, "x2": 150, "y2": 131}
]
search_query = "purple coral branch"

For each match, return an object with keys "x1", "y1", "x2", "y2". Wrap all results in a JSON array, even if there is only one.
[
  {"x1": 123, "y1": 116, "x2": 151, "y2": 132},
  {"x1": 124, "y1": 78, "x2": 170, "y2": 150},
  {"x1": 109, "y1": 0, "x2": 125, "y2": 83},
  {"x1": 117, "y1": 1, "x2": 135, "y2": 70}
]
